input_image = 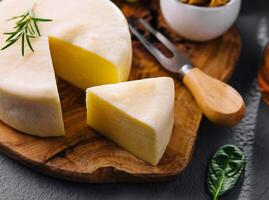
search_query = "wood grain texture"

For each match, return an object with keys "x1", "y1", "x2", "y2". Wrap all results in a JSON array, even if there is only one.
[{"x1": 0, "y1": 0, "x2": 241, "y2": 183}]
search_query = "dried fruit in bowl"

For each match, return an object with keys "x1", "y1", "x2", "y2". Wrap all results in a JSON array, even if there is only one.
[{"x1": 181, "y1": 0, "x2": 230, "y2": 7}]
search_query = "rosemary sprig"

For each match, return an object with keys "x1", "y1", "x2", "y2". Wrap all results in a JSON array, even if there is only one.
[{"x1": 1, "y1": 9, "x2": 52, "y2": 56}]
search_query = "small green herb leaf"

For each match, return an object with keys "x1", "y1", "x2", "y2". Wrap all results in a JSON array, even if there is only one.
[
  {"x1": 207, "y1": 145, "x2": 246, "y2": 200},
  {"x1": 21, "y1": 34, "x2": 25, "y2": 56},
  {"x1": 33, "y1": 21, "x2": 41, "y2": 36},
  {"x1": 1, "y1": 39, "x2": 17, "y2": 51},
  {"x1": 1, "y1": 9, "x2": 52, "y2": 56},
  {"x1": 31, "y1": 17, "x2": 52, "y2": 22}
]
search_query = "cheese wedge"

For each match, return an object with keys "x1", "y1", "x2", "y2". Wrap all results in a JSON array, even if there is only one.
[
  {"x1": 86, "y1": 77, "x2": 175, "y2": 165},
  {"x1": 0, "y1": 0, "x2": 132, "y2": 137}
]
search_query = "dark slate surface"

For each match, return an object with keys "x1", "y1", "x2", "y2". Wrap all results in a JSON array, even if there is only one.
[{"x1": 0, "y1": 0, "x2": 268, "y2": 200}]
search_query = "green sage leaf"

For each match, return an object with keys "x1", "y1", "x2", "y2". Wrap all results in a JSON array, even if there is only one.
[{"x1": 207, "y1": 145, "x2": 246, "y2": 200}]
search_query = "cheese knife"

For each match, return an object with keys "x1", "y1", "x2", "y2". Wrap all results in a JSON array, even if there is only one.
[{"x1": 129, "y1": 18, "x2": 245, "y2": 126}]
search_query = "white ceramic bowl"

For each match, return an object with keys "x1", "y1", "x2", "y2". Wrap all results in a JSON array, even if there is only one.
[{"x1": 160, "y1": 0, "x2": 241, "y2": 41}]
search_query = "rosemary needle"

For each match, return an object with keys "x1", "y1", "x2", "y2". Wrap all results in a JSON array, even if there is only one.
[{"x1": 1, "y1": 9, "x2": 52, "y2": 56}]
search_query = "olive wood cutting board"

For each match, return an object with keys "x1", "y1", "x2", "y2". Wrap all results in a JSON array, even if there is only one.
[{"x1": 0, "y1": 0, "x2": 241, "y2": 182}]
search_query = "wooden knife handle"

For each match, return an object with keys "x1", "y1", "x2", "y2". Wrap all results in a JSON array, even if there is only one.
[{"x1": 182, "y1": 67, "x2": 245, "y2": 126}]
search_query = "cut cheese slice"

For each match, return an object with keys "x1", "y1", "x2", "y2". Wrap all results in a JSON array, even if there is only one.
[
  {"x1": 0, "y1": 0, "x2": 132, "y2": 137},
  {"x1": 86, "y1": 77, "x2": 175, "y2": 165}
]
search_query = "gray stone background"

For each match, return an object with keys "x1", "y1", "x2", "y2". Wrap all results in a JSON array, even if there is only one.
[{"x1": 0, "y1": 0, "x2": 268, "y2": 199}]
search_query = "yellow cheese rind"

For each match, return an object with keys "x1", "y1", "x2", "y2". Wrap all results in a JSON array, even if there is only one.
[{"x1": 86, "y1": 77, "x2": 175, "y2": 165}]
